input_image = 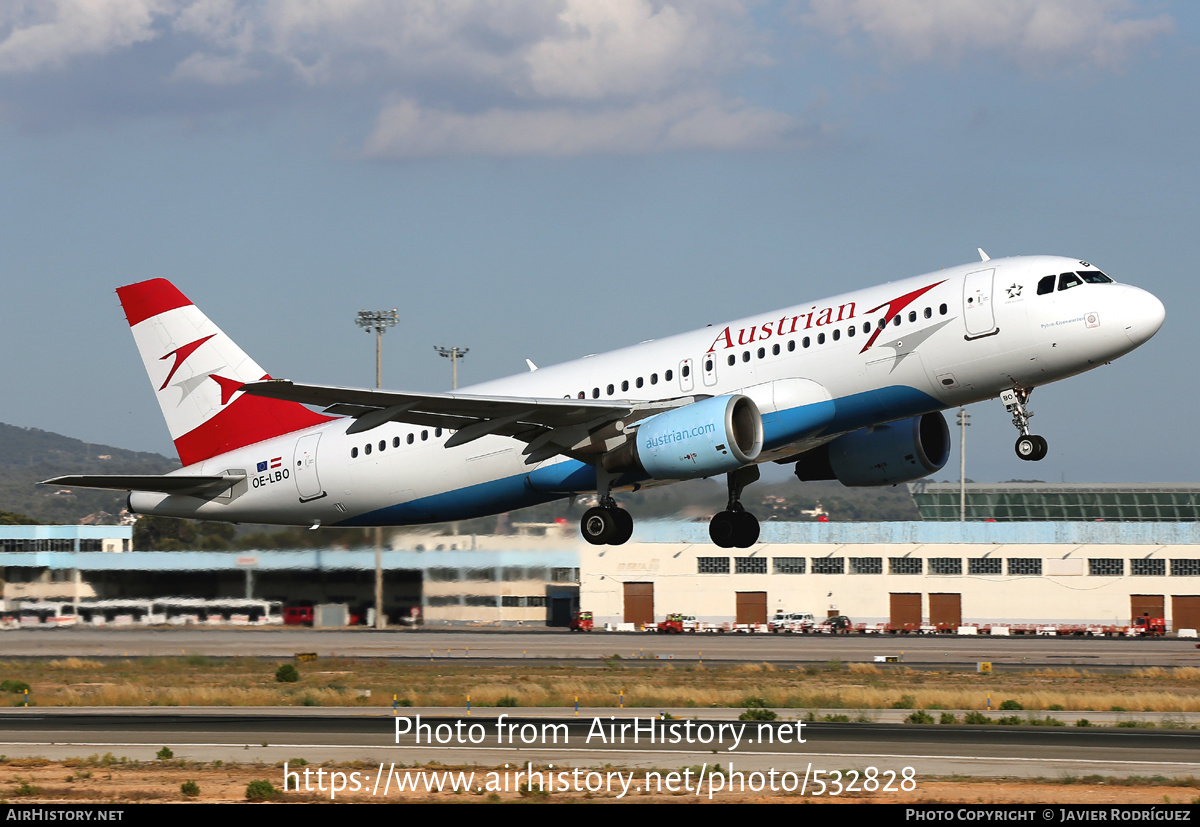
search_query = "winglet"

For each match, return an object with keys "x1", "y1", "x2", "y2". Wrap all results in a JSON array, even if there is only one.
[
  {"x1": 978, "y1": 248, "x2": 990, "y2": 262},
  {"x1": 526, "y1": 359, "x2": 538, "y2": 372}
]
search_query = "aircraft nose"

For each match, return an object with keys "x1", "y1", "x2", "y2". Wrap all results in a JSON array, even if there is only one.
[{"x1": 1122, "y1": 286, "x2": 1165, "y2": 346}]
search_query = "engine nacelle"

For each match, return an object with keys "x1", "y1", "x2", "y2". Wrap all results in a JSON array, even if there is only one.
[
  {"x1": 603, "y1": 394, "x2": 763, "y2": 481},
  {"x1": 794, "y1": 412, "x2": 950, "y2": 486}
]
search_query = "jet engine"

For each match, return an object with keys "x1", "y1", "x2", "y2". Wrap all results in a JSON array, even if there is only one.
[
  {"x1": 603, "y1": 394, "x2": 763, "y2": 481},
  {"x1": 793, "y1": 412, "x2": 950, "y2": 486}
]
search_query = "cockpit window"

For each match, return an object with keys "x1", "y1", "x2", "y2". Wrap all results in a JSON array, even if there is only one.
[
  {"x1": 1058, "y1": 272, "x2": 1082, "y2": 291},
  {"x1": 1077, "y1": 270, "x2": 1112, "y2": 284},
  {"x1": 1037, "y1": 275, "x2": 1056, "y2": 295}
]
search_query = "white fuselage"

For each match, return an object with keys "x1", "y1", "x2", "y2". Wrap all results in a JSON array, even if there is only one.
[{"x1": 130, "y1": 255, "x2": 1163, "y2": 526}]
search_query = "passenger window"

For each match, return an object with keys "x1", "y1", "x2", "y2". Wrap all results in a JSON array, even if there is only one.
[
  {"x1": 727, "y1": 355, "x2": 735, "y2": 366},
  {"x1": 742, "y1": 351, "x2": 750, "y2": 362},
  {"x1": 772, "y1": 343, "x2": 780, "y2": 355},
  {"x1": 365, "y1": 443, "x2": 372, "y2": 455},
  {"x1": 893, "y1": 316, "x2": 901, "y2": 326},
  {"x1": 606, "y1": 384, "x2": 614, "y2": 396},
  {"x1": 832, "y1": 329, "x2": 840, "y2": 341},
  {"x1": 636, "y1": 377, "x2": 644, "y2": 388},
  {"x1": 393, "y1": 437, "x2": 400, "y2": 448},
  {"x1": 924, "y1": 307, "x2": 932, "y2": 319},
  {"x1": 421, "y1": 430, "x2": 428, "y2": 441},
  {"x1": 435, "y1": 428, "x2": 442, "y2": 438},
  {"x1": 863, "y1": 321, "x2": 871, "y2": 333},
  {"x1": 592, "y1": 388, "x2": 599, "y2": 398},
  {"x1": 847, "y1": 325, "x2": 855, "y2": 337},
  {"x1": 803, "y1": 337, "x2": 810, "y2": 348},
  {"x1": 351, "y1": 447, "x2": 358, "y2": 458},
  {"x1": 407, "y1": 433, "x2": 414, "y2": 444},
  {"x1": 704, "y1": 359, "x2": 713, "y2": 371},
  {"x1": 1058, "y1": 272, "x2": 1082, "y2": 291},
  {"x1": 379, "y1": 440, "x2": 385, "y2": 452},
  {"x1": 817, "y1": 332, "x2": 825, "y2": 344},
  {"x1": 682, "y1": 365, "x2": 690, "y2": 377},
  {"x1": 578, "y1": 391, "x2": 585, "y2": 399},
  {"x1": 651, "y1": 373, "x2": 658, "y2": 384},
  {"x1": 665, "y1": 370, "x2": 673, "y2": 381},
  {"x1": 787, "y1": 340, "x2": 795, "y2": 352},
  {"x1": 757, "y1": 347, "x2": 765, "y2": 359},
  {"x1": 908, "y1": 311, "x2": 916, "y2": 322},
  {"x1": 939, "y1": 304, "x2": 947, "y2": 315}
]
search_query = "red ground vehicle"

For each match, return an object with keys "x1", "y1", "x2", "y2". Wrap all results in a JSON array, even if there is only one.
[
  {"x1": 1134, "y1": 616, "x2": 1167, "y2": 636},
  {"x1": 283, "y1": 604, "x2": 314, "y2": 626},
  {"x1": 569, "y1": 611, "x2": 594, "y2": 632}
]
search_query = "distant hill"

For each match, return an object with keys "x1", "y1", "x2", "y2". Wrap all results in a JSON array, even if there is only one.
[{"x1": 0, "y1": 423, "x2": 176, "y2": 524}]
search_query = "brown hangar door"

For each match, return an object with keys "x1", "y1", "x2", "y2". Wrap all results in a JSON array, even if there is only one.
[
  {"x1": 1130, "y1": 595, "x2": 1164, "y2": 625},
  {"x1": 1171, "y1": 596, "x2": 1200, "y2": 633},
  {"x1": 890, "y1": 593, "x2": 922, "y2": 630},
  {"x1": 736, "y1": 592, "x2": 768, "y2": 625},
  {"x1": 623, "y1": 583, "x2": 654, "y2": 628},
  {"x1": 929, "y1": 593, "x2": 962, "y2": 628}
]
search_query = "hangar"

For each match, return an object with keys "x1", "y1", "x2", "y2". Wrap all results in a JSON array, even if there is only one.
[{"x1": 579, "y1": 519, "x2": 1200, "y2": 632}]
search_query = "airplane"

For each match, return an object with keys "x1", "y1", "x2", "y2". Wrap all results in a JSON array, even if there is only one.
[{"x1": 44, "y1": 251, "x2": 1164, "y2": 549}]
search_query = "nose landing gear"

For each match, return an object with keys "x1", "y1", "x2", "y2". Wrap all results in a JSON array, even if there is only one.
[{"x1": 1002, "y1": 388, "x2": 1048, "y2": 461}]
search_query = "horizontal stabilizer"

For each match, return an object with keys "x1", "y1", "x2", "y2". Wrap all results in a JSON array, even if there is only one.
[{"x1": 40, "y1": 474, "x2": 244, "y2": 496}]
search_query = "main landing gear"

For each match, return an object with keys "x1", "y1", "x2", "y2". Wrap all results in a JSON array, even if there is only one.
[
  {"x1": 580, "y1": 502, "x2": 633, "y2": 546},
  {"x1": 580, "y1": 468, "x2": 634, "y2": 546},
  {"x1": 709, "y1": 466, "x2": 761, "y2": 549},
  {"x1": 1001, "y1": 387, "x2": 1048, "y2": 461}
]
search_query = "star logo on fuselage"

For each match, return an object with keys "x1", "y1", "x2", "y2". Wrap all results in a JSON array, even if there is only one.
[{"x1": 1006, "y1": 283, "x2": 1022, "y2": 298}]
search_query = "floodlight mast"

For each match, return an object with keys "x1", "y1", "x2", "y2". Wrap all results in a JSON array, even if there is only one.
[
  {"x1": 356, "y1": 309, "x2": 398, "y2": 388},
  {"x1": 434, "y1": 345, "x2": 469, "y2": 390},
  {"x1": 354, "y1": 308, "x2": 398, "y2": 630}
]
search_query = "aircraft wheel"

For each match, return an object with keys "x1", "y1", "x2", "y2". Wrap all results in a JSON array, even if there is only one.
[
  {"x1": 1015, "y1": 435, "x2": 1038, "y2": 461},
  {"x1": 1030, "y1": 435, "x2": 1048, "y2": 461},
  {"x1": 610, "y1": 507, "x2": 634, "y2": 545},
  {"x1": 581, "y1": 507, "x2": 616, "y2": 545},
  {"x1": 734, "y1": 511, "x2": 760, "y2": 548},
  {"x1": 709, "y1": 510, "x2": 738, "y2": 548}
]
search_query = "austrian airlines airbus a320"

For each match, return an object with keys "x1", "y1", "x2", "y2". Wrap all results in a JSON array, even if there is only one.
[{"x1": 46, "y1": 252, "x2": 1164, "y2": 548}]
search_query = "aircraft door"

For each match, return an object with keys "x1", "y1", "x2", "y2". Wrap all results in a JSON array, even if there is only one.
[
  {"x1": 963, "y1": 268, "x2": 998, "y2": 339},
  {"x1": 679, "y1": 358, "x2": 695, "y2": 393},
  {"x1": 293, "y1": 433, "x2": 325, "y2": 502}
]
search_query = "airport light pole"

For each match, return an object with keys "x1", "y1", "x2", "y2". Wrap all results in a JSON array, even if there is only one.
[
  {"x1": 355, "y1": 309, "x2": 398, "y2": 630},
  {"x1": 957, "y1": 408, "x2": 970, "y2": 521},
  {"x1": 434, "y1": 345, "x2": 469, "y2": 390}
]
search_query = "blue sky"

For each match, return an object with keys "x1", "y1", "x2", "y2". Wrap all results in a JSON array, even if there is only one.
[{"x1": 0, "y1": 1, "x2": 1193, "y2": 484}]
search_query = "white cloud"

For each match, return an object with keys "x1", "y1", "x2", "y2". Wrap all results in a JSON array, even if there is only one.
[
  {"x1": 363, "y1": 93, "x2": 803, "y2": 157},
  {"x1": 0, "y1": 0, "x2": 171, "y2": 73},
  {"x1": 0, "y1": 0, "x2": 800, "y2": 155},
  {"x1": 802, "y1": 0, "x2": 1174, "y2": 70}
]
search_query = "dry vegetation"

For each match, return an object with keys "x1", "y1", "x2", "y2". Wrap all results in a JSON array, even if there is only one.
[
  {"x1": 1, "y1": 756, "x2": 1198, "y2": 804},
  {"x1": 1, "y1": 656, "x2": 1199, "y2": 714}
]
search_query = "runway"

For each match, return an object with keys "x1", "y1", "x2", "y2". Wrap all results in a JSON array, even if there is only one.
[{"x1": 2, "y1": 627, "x2": 1198, "y2": 667}]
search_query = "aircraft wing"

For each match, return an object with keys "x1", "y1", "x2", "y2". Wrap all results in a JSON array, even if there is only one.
[
  {"x1": 40, "y1": 474, "x2": 244, "y2": 496},
  {"x1": 241, "y1": 379, "x2": 698, "y2": 465}
]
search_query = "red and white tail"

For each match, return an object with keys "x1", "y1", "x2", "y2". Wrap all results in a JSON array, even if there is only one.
[{"x1": 116, "y1": 279, "x2": 331, "y2": 467}]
